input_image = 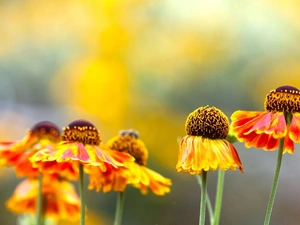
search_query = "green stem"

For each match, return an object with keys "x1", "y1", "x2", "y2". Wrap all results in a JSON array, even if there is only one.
[
  {"x1": 213, "y1": 170, "x2": 225, "y2": 225},
  {"x1": 36, "y1": 172, "x2": 43, "y2": 225},
  {"x1": 114, "y1": 192, "x2": 125, "y2": 225},
  {"x1": 196, "y1": 175, "x2": 214, "y2": 225},
  {"x1": 263, "y1": 137, "x2": 285, "y2": 225},
  {"x1": 79, "y1": 164, "x2": 85, "y2": 225},
  {"x1": 199, "y1": 171, "x2": 208, "y2": 225}
]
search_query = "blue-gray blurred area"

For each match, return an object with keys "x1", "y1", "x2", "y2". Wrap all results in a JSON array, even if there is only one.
[{"x1": 1, "y1": 0, "x2": 300, "y2": 225}]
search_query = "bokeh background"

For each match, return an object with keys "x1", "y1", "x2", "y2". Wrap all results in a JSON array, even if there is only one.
[{"x1": 1, "y1": 0, "x2": 300, "y2": 224}]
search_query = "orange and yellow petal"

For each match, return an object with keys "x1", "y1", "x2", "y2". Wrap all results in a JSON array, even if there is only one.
[
  {"x1": 6, "y1": 178, "x2": 80, "y2": 221},
  {"x1": 14, "y1": 151, "x2": 39, "y2": 178},
  {"x1": 90, "y1": 160, "x2": 172, "y2": 195},
  {"x1": 87, "y1": 151, "x2": 136, "y2": 193},
  {"x1": 231, "y1": 111, "x2": 287, "y2": 139},
  {"x1": 103, "y1": 148, "x2": 135, "y2": 166},
  {"x1": 0, "y1": 132, "x2": 59, "y2": 178},
  {"x1": 0, "y1": 143, "x2": 40, "y2": 178},
  {"x1": 230, "y1": 111, "x2": 267, "y2": 131},
  {"x1": 129, "y1": 164, "x2": 172, "y2": 196},
  {"x1": 289, "y1": 112, "x2": 300, "y2": 143},
  {"x1": 30, "y1": 148, "x2": 79, "y2": 180},
  {"x1": 283, "y1": 131, "x2": 294, "y2": 154},
  {"x1": 18, "y1": 133, "x2": 39, "y2": 151},
  {"x1": 0, "y1": 141, "x2": 24, "y2": 166},
  {"x1": 242, "y1": 131, "x2": 279, "y2": 150},
  {"x1": 87, "y1": 164, "x2": 131, "y2": 193},
  {"x1": 46, "y1": 142, "x2": 134, "y2": 173},
  {"x1": 47, "y1": 142, "x2": 114, "y2": 170},
  {"x1": 264, "y1": 113, "x2": 287, "y2": 138},
  {"x1": 245, "y1": 112, "x2": 287, "y2": 138},
  {"x1": 230, "y1": 110, "x2": 291, "y2": 152},
  {"x1": 8, "y1": 132, "x2": 53, "y2": 153},
  {"x1": 176, "y1": 135, "x2": 243, "y2": 175}
]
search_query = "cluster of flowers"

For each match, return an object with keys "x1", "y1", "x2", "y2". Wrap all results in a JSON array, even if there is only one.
[
  {"x1": 176, "y1": 85, "x2": 300, "y2": 225},
  {"x1": 177, "y1": 85, "x2": 300, "y2": 174},
  {"x1": 1, "y1": 84, "x2": 299, "y2": 225},
  {"x1": 0, "y1": 120, "x2": 171, "y2": 223}
]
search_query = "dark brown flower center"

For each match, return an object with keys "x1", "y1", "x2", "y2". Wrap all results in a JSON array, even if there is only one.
[
  {"x1": 264, "y1": 85, "x2": 300, "y2": 113},
  {"x1": 30, "y1": 121, "x2": 60, "y2": 142},
  {"x1": 61, "y1": 119, "x2": 101, "y2": 145},
  {"x1": 185, "y1": 106, "x2": 229, "y2": 139},
  {"x1": 107, "y1": 130, "x2": 148, "y2": 166}
]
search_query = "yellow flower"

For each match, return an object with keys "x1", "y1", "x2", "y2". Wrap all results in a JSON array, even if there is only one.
[
  {"x1": 176, "y1": 106, "x2": 243, "y2": 174},
  {"x1": 0, "y1": 121, "x2": 60, "y2": 178},
  {"x1": 88, "y1": 129, "x2": 172, "y2": 195},
  {"x1": 6, "y1": 176, "x2": 80, "y2": 221}
]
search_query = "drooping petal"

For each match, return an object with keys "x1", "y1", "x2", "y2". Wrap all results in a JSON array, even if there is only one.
[
  {"x1": 176, "y1": 135, "x2": 243, "y2": 174},
  {"x1": 231, "y1": 111, "x2": 267, "y2": 132},
  {"x1": 0, "y1": 131, "x2": 59, "y2": 178},
  {"x1": 14, "y1": 151, "x2": 39, "y2": 178},
  {"x1": 87, "y1": 164, "x2": 130, "y2": 193},
  {"x1": 176, "y1": 136, "x2": 198, "y2": 174},
  {"x1": 230, "y1": 110, "x2": 289, "y2": 151},
  {"x1": 284, "y1": 132, "x2": 294, "y2": 154},
  {"x1": 0, "y1": 142, "x2": 24, "y2": 166},
  {"x1": 289, "y1": 112, "x2": 300, "y2": 143},
  {"x1": 246, "y1": 112, "x2": 272, "y2": 134},
  {"x1": 131, "y1": 165, "x2": 172, "y2": 196},
  {"x1": 30, "y1": 148, "x2": 79, "y2": 180},
  {"x1": 265, "y1": 135, "x2": 279, "y2": 150},
  {"x1": 50, "y1": 142, "x2": 111, "y2": 167},
  {"x1": 265, "y1": 113, "x2": 287, "y2": 138}
]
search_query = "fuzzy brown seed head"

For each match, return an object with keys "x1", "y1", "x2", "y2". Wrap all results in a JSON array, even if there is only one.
[
  {"x1": 30, "y1": 121, "x2": 60, "y2": 142},
  {"x1": 61, "y1": 119, "x2": 101, "y2": 145},
  {"x1": 185, "y1": 106, "x2": 229, "y2": 139},
  {"x1": 264, "y1": 85, "x2": 300, "y2": 113},
  {"x1": 107, "y1": 130, "x2": 148, "y2": 166}
]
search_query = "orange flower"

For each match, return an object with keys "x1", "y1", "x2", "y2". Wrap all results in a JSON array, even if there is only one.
[
  {"x1": 176, "y1": 106, "x2": 243, "y2": 174},
  {"x1": 0, "y1": 121, "x2": 60, "y2": 178},
  {"x1": 34, "y1": 120, "x2": 130, "y2": 172},
  {"x1": 231, "y1": 85, "x2": 300, "y2": 154},
  {"x1": 88, "y1": 129, "x2": 172, "y2": 195},
  {"x1": 6, "y1": 176, "x2": 80, "y2": 221}
]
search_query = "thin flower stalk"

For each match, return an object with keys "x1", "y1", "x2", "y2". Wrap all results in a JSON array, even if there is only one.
[
  {"x1": 195, "y1": 175, "x2": 214, "y2": 225},
  {"x1": 114, "y1": 192, "x2": 125, "y2": 225},
  {"x1": 213, "y1": 170, "x2": 225, "y2": 225},
  {"x1": 79, "y1": 164, "x2": 85, "y2": 225},
  {"x1": 36, "y1": 172, "x2": 43, "y2": 225},
  {"x1": 263, "y1": 137, "x2": 284, "y2": 225},
  {"x1": 199, "y1": 171, "x2": 208, "y2": 225}
]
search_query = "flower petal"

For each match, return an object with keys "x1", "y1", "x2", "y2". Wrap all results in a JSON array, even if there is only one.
[
  {"x1": 289, "y1": 112, "x2": 300, "y2": 143},
  {"x1": 246, "y1": 112, "x2": 272, "y2": 134},
  {"x1": 230, "y1": 110, "x2": 287, "y2": 151},
  {"x1": 284, "y1": 132, "x2": 294, "y2": 154},
  {"x1": 131, "y1": 166, "x2": 172, "y2": 196},
  {"x1": 265, "y1": 113, "x2": 287, "y2": 138},
  {"x1": 176, "y1": 135, "x2": 243, "y2": 174}
]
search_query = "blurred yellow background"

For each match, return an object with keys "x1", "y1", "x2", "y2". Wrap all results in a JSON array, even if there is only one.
[{"x1": 1, "y1": 0, "x2": 300, "y2": 224}]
